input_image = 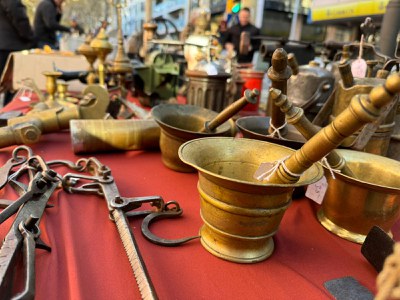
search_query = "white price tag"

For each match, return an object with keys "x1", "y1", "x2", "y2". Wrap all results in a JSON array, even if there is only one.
[
  {"x1": 351, "y1": 58, "x2": 367, "y2": 78},
  {"x1": 253, "y1": 162, "x2": 275, "y2": 181},
  {"x1": 19, "y1": 96, "x2": 31, "y2": 102},
  {"x1": 305, "y1": 176, "x2": 328, "y2": 204}
]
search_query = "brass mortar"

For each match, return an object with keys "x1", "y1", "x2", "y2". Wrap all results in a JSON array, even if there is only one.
[
  {"x1": 151, "y1": 104, "x2": 232, "y2": 172},
  {"x1": 318, "y1": 149, "x2": 400, "y2": 244},
  {"x1": 179, "y1": 137, "x2": 323, "y2": 263}
]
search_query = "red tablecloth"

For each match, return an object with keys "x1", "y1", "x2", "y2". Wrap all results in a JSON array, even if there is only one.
[{"x1": 0, "y1": 97, "x2": 398, "y2": 300}]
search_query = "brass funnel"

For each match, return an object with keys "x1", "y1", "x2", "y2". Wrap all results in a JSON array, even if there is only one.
[
  {"x1": 151, "y1": 104, "x2": 232, "y2": 172},
  {"x1": 179, "y1": 137, "x2": 323, "y2": 263},
  {"x1": 318, "y1": 149, "x2": 400, "y2": 244}
]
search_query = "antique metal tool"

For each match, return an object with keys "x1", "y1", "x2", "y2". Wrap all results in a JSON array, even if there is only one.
[
  {"x1": 200, "y1": 89, "x2": 258, "y2": 133},
  {"x1": 0, "y1": 146, "x2": 61, "y2": 300},
  {"x1": 70, "y1": 119, "x2": 160, "y2": 154},
  {"x1": 0, "y1": 85, "x2": 110, "y2": 149},
  {"x1": 62, "y1": 157, "x2": 195, "y2": 299}
]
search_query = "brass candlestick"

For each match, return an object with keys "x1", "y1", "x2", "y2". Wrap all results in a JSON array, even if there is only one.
[
  {"x1": 265, "y1": 73, "x2": 400, "y2": 184},
  {"x1": 42, "y1": 71, "x2": 62, "y2": 107},
  {"x1": 110, "y1": 0, "x2": 133, "y2": 97},
  {"x1": 90, "y1": 28, "x2": 113, "y2": 86},
  {"x1": 77, "y1": 36, "x2": 98, "y2": 85}
]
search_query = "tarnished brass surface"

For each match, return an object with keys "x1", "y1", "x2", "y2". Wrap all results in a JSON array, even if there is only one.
[
  {"x1": 235, "y1": 116, "x2": 306, "y2": 149},
  {"x1": 77, "y1": 36, "x2": 97, "y2": 84},
  {"x1": 0, "y1": 122, "x2": 42, "y2": 148},
  {"x1": 264, "y1": 73, "x2": 400, "y2": 184},
  {"x1": 201, "y1": 89, "x2": 258, "y2": 133},
  {"x1": 333, "y1": 62, "x2": 395, "y2": 155},
  {"x1": 186, "y1": 70, "x2": 231, "y2": 112},
  {"x1": 266, "y1": 48, "x2": 291, "y2": 136},
  {"x1": 70, "y1": 119, "x2": 160, "y2": 153},
  {"x1": 179, "y1": 137, "x2": 323, "y2": 263},
  {"x1": 90, "y1": 28, "x2": 113, "y2": 86},
  {"x1": 42, "y1": 71, "x2": 62, "y2": 105},
  {"x1": 151, "y1": 104, "x2": 232, "y2": 172},
  {"x1": 270, "y1": 88, "x2": 355, "y2": 177},
  {"x1": 318, "y1": 149, "x2": 400, "y2": 244}
]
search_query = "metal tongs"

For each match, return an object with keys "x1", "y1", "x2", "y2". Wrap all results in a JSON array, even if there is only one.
[
  {"x1": 0, "y1": 146, "x2": 61, "y2": 300},
  {"x1": 62, "y1": 157, "x2": 197, "y2": 300}
]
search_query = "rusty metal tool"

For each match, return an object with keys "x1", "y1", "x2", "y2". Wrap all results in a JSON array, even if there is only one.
[
  {"x1": 0, "y1": 149, "x2": 60, "y2": 300},
  {"x1": 62, "y1": 157, "x2": 191, "y2": 300}
]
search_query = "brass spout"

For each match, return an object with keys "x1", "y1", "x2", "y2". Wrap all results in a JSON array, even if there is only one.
[
  {"x1": 270, "y1": 88, "x2": 355, "y2": 177},
  {"x1": 266, "y1": 48, "x2": 291, "y2": 137},
  {"x1": 287, "y1": 53, "x2": 299, "y2": 75},
  {"x1": 201, "y1": 89, "x2": 259, "y2": 133},
  {"x1": 265, "y1": 73, "x2": 400, "y2": 184},
  {"x1": 338, "y1": 61, "x2": 354, "y2": 88}
]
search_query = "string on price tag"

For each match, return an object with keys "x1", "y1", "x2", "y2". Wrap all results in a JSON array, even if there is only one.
[
  {"x1": 305, "y1": 176, "x2": 328, "y2": 204},
  {"x1": 351, "y1": 34, "x2": 367, "y2": 78}
]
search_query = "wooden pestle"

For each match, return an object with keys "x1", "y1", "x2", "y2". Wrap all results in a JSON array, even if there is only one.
[
  {"x1": 200, "y1": 89, "x2": 258, "y2": 133},
  {"x1": 270, "y1": 88, "x2": 355, "y2": 177},
  {"x1": 264, "y1": 72, "x2": 400, "y2": 184}
]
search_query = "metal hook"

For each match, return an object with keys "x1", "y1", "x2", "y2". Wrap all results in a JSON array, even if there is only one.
[{"x1": 141, "y1": 201, "x2": 199, "y2": 247}]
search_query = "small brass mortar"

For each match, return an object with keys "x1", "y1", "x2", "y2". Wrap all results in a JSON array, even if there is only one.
[
  {"x1": 151, "y1": 104, "x2": 232, "y2": 172},
  {"x1": 318, "y1": 149, "x2": 400, "y2": 244}
]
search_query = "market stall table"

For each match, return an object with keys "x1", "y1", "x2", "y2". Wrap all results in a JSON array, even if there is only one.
[{"x1": 0, "y1": 97, "x2": 397, "y2": 300}]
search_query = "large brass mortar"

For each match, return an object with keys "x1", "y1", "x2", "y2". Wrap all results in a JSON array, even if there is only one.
[
  {"x1": 151, "y1": 104, "x2": 232, "y2": 172},
  {"x1": 318, "y1": 149, "x2": 400, "y2": 244},
  {"x1": 236, "y1": 116, "x2": 306, "y2": 149},
  {"x1": 179, "y1": 137, "x2": 323, "y2": 263}
]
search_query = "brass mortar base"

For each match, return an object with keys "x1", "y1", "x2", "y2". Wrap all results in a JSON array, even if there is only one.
[
  {"x1": 317, "y1": 149, "x2": 400, "y2": 244},
  {"x1": 317, "y1": 210, "x2": 393, "y2": 244}
]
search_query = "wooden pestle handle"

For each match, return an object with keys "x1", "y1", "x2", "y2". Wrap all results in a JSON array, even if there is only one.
[
  {"x1": 201, "y1": 89, "x2": 259, "y2": 133},
  {"x1": 270, "y1": 88, "x2": 355, "y2": 178},
  {"x1": 265, "y1": 72, "x2": 400, "y2": 184}
]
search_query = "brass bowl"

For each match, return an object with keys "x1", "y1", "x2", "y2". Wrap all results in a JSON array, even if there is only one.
[
  {"x1": 179, "y1": 137, "x2": 323, "y2": 263},
  {"x1": 151, "y1": 104, "x2": 232, "y2": 172},
  {"x1": 318, "y1": 149, "x2": 400, "y2": 244},
  {"x1": 236, "y1": 116, "x2": 306, "y2": 149}
]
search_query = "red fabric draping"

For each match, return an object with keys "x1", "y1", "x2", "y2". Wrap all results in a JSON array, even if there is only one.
[{"x1": 0, "y1": 96, "x2": 397, "y2": 300}]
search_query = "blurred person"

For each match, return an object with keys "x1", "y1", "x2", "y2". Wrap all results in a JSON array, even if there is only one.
[
  {"x1": 0, "y1": 0, "x2": 35, "y2": 106},
  {"x1": 70, "y1": 18, "x2": 84, "y2": 35},
  {"x1": 222, "y1": 7, "x2": 260, "y2": 64},
  {"x1": 34, "y1": 0, "x2": 71, "y2": 49}
]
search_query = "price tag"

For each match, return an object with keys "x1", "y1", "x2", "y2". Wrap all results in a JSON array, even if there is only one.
[
  {"x1": 19, "y1": 96, "x2": 31, "y2": 102},
  {"x1": 351, "y1": 58, "x2": 367, "y2": 78},
  {"x1": 305, "y1": 176, "x2": 328, "y2": 204},
  {"x1": 253, "y1": 162, "x2": 275, "y2": 181}
]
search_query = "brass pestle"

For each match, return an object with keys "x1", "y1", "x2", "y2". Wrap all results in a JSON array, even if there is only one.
[
  {"x1": 266, "y1": 48, "x2": 291, "y2": 137},
  {"x1": 264, "y1": 73, "x2": 400, "y2": 184},
  {"x1": 200, "y1": 89, "x2": 258, "y2": 133},
  {"x1": 270, "y1": 88, "x2": 355, "y2": 177}
]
